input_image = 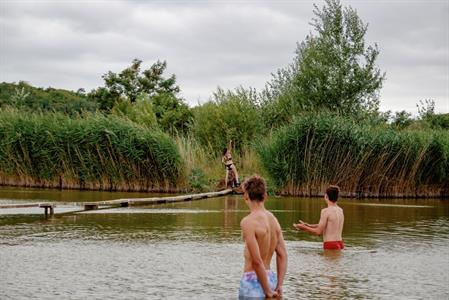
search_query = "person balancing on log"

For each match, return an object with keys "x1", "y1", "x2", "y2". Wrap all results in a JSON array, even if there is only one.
[{"x1": 222, "y1": 140, "x2": 240, "y2": 188}]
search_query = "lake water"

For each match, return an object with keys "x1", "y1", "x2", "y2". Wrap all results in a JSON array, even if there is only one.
[{"x1": 0, "y1": 187, "x2": 448, "y2": 299}]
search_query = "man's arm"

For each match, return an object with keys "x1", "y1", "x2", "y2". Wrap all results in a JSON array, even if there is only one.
[
  {"x1": 299, "y1": 220, "x2": 318, "y2": 228},
  {"x1": 241, "y1": 219, "x2": 277, "y2": 298},
  {"x1": 275, "y1": 224, "x2": 287, "y2": 296},
  {"x1": 294, "y1": 209, "x2": 328, "y2": 236},
  {"x1": 228, "y1": 140, "x2": 232, "y2": 153}
]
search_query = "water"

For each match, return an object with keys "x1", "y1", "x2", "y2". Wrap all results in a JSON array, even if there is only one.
[{"x1": 0, "y1": 187, "x2": 448, "y2": 299}]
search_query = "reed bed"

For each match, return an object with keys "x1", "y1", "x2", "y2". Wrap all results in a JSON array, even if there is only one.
[
  {"x1": 174, "y1": 134, "x2": 265, "y2": 191},
  {"x1": 257, "y1": 113, "x2": 449, "y2": 197},
  {"x1": 0, "y1": 109, "x2": 182, "y2": 192}
]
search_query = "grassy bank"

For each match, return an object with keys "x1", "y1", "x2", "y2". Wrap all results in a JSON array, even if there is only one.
[
  {"x1": 257, "y1": 113, "x2": 449, "y2": 197},
  {"x1": 0, "y1": 109, "x2": 182, "y2": 192}
]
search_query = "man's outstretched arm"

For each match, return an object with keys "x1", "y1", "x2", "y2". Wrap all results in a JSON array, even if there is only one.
[{"x1": 294, "y1": 210, "x2": 328, "y2": 236}]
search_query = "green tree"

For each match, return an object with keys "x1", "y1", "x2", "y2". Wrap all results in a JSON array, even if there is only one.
[
  {"x1": 88, "y1": 59, "x2": 180, "y2": 110},
  {"x1": 417, "y1": 99, "x2": 449, "y2": 130},
  {"x1": 110, "y1": 94, "x2": 158, "y2": 128},
  {"x1": 262, "y1": 0, "x2": 385, "y2": 128},
  {"x1": 193, "y1": 87, "x2": 262, "y2": 153},
  {"x1": 152, "y1": 93, "x2": 193, "y2": 134},
  {"x1": 392, "y1": 110, "x2": 413, "y2": 129},
  {"x1": 89, "y1": 59, "x2": 192, "y2": 132}
]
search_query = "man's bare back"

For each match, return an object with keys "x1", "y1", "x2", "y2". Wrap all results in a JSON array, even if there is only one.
[
  {"x1": 238, "y1": 175, "x2": 287, "y2": 298},
  {"x1": 321, "y1": 205, "x2": 344, "y2": 242},
  {"x1": 242, "y1": 210, "x2": 281, "y2": 272},
  {"x1": 293, "y1": 185, "x2": 345, "y2": 250}
]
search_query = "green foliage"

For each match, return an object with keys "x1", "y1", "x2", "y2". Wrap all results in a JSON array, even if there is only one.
[
  {"x1": 152, "y1": 93, "x2": 193, "y2": 134},
  {"x1": 257, "y1": 112, "x2": 449, "y2": 196},
  {"x1": 417, "y1": 99, "x2": 435, "y2": 120},
  {"x1": 193, "y1": 87, "x2": 263, "y2": 153},
  {"x1": 416, "y1": 100, "x2": 449, "y2": 130},
  {"x1": 0, "y1": 108, "x2": 182, "y2": 190},
  {"x1": 89, "y1": 59, "x2": 180, "y2": 111},
  {"x1": 188, "y1": 168, "x2": 208, "y2": 192},
  {"x1": 427, "y1": 113, "x2": 449, "y2": 130},
  {"x1": 110, "y1": 95, "x2": 158, "y2": 128},
  {"x1": 392, "y1": 110, "x2": 413, "y2": 129},
  {"x1": 0, "y1": 82, "x2": 98, "y2": 114},
  {"x1": 261, "y1": 0, "x2": 384, "y2": 129}
]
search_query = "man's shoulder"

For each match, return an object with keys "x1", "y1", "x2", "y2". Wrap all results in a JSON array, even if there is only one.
[
  {"x1": 240, "y1": 215, "x2": 255, "y2": 228},
  {"x1": 321, "y1": 207, "x2": 331, "y2": 215}
]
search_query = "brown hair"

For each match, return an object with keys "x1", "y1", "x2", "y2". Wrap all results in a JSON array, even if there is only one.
[
  {"x1": 242, "y1": 175, "x2": 266, "y2": 202},
  {"x1": 326, "y1": 185, "x2": 340, "y2": 202}
]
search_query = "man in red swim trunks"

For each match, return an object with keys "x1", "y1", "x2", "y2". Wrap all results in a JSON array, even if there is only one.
[{"x1": 293, "y1": 185, "x2": 344, "y2": 250}]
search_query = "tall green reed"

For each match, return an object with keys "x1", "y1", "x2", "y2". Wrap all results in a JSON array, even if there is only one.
[
  {"x1": 0, "y1": 109, "x2": 182, "y2": 191},
  {"x1": 257, "y1": 113, "x2": 449, "y2": 197}
]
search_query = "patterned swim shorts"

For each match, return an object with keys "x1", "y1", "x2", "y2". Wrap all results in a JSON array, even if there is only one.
[{"x1": 238, "y1": 270, "x2": 277, "y2": 299}]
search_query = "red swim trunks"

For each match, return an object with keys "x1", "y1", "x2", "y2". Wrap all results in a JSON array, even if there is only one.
[{"x1": 323, "y1": 240, "x2": 344, "y2": 250}]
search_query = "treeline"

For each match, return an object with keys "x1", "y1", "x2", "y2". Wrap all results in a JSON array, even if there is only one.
[{"x1": 0, "y1": 0, "x2": 447, "y2": 196}]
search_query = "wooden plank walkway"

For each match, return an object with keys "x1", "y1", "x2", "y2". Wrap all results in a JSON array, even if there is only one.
[
  {"x1": 0, "y1": 189, "x2": 234, "y2": 216},
  {"x1": 0, "y1": 202, "x2": 55, "y2": 216},
  {"x1": 81, "y1": 189, "x2": 233, "y2": 210}
]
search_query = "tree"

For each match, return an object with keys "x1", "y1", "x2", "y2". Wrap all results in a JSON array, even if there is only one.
[
  {"x1": 193, "y1": 87, "x2": 263, "y2": 152},
  {"x1": 262, "y1": 0, "x2": 385, "y2": 127},
  {"x1": 152, "y1": 93, "x2": 193, "y2": 134},
  {"x1": 88, "y1": 59, "x2": 193, "y2": 132},
  {"x1": 392, "y1": 110, "x2": 413, "y2": 129},
  {"x1": 89, "y1": 59, "x2": 180, "y2": 110},
  {"x1": 417, "y1": 99, "x2": 449, "y2": 130},
  {"x1": 110, "y1": 94, "x2": 158, "y2": 129}
]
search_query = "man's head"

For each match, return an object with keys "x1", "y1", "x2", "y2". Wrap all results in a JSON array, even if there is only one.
[
  {"x1": 325, "y1": 185, "x2": 340, "y2": 202},
  {"x1": 222, "y1": 147, "x2": 228, "y2": 156},
  {"x1": 242, "y1": 175, "x2": 267, "y2": 202}
]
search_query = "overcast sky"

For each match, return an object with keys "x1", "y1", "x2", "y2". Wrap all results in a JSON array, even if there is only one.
[{"x1": 1, "y1": 0, "x2": 448, "y2": 114}]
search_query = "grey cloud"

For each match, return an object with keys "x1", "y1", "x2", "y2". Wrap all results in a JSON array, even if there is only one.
[{"x1": 0, "y1": 0, "x2": 447, "y2": 114}]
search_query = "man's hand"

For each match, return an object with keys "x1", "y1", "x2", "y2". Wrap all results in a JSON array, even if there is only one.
[
  {"x1": 275, "y1": 285, "x2": 283, "y2": 297},
  {"x1": 265, "y1": 290, "x2": 279, "y2": 298},
  {"x1": 293, "y1": 223, "x2": 307, "y2": 231}
]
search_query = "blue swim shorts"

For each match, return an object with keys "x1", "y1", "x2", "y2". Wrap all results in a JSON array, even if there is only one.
[{"x1": 238, "y1": 270, "x2": 277, "y2": 299}]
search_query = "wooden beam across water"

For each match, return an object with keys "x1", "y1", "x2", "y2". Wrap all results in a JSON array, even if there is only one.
[
  {"x1": 81, "y1": 188, "x2": 234, "y2": 210},
  {"x1": 0, "y1": 189, "x2": 235, "y2": 215},
  {"x1": 0, "y1": 202, "x2": 55, "y2": 217}
]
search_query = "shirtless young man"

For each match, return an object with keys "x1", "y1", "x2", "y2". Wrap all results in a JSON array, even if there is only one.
[
  {"x1": 293, "y1": 185, "x2": 345, "y2": 250},
  {"x1": 239, "y1": 175, "x2": 287, "y2": 299}
]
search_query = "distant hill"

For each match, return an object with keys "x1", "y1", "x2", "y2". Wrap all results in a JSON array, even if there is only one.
[{"x1": 0, "y1": 81, "x2": 98, "y2": 114}]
